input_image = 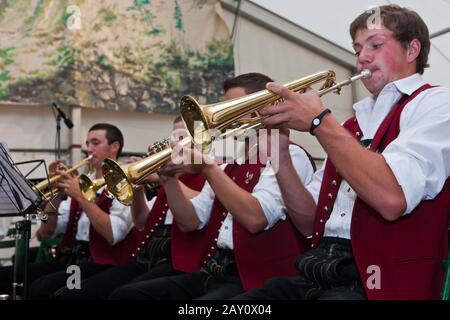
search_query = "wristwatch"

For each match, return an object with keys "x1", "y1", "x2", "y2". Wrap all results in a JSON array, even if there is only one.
[{"x1": 309, "y1": 108, "x2": 331, "y2": 135}]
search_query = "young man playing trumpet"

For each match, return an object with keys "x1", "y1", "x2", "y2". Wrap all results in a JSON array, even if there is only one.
[
  {"x1": 235, "y1": 5, "x2": 450, "y2": 300},
  {"x1": 54, "y1": 117, "x2": 206, "y2": 299},
  {"x1": 22, "y1": 123, "x2": 135, "y2": 299},
  {"x1": 109, "y1": 73, "x2": 316, "y2": 300}
]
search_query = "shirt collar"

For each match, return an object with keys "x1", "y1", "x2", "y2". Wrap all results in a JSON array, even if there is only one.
[
  {"x1": 353, "y1": 73, "x2": 425, "y2": 113},
  {"x1": 392, "y1": 73, "x2": 426, "y2": 96}
]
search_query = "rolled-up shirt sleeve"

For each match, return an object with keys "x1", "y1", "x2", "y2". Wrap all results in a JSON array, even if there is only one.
[
  {"x1": 254, "y1": 145, "x2": 315, "y2": 230},
  {"x1": 53, "y1": 198, "x2": 71, "y2": 237},
  {"x1": 109, "y1": 200, "x2": 133, "y2": 245},
  {"x1": 382, "y1": 88, "x2": 450, "y2": 214},
  {"x1": 190, "y1": 180, "x2": 215, "y2": 230},
  {"x1": 306, "y1": 162, "x2": 325, "y2": 206}
]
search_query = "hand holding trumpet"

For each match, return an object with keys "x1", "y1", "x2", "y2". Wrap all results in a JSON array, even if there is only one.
[
  {"x1": 261, "y1": 86, "x2": 325, "y2": 132},
  {"x1": 54, "y1": 169, "x2": 84, "y2": 202},
  {"x1": 158, "y1": 139, "x2": 215, "y2": 183},
  {"x1": 126, "y1": 155, "x2": 160, "y2": 186},
  {"x1": 48, "y1": 160, "x2": 67, "y2": 177}
]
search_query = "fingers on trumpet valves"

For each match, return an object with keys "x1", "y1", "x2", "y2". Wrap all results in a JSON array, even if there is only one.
[
  {"x1": 126, "y1": 156, "x2": 143, "y2": 164},
  {"x1": 48, "y1": 161, "x2": 67, "y2": 176},
  {"x1": 148, "y1": 138, "x2": 171, "y2": 154}
]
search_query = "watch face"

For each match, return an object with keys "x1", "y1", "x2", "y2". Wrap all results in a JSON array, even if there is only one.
[{"x1": 313, "y1": 118, "x2": 320, "y2": 126}]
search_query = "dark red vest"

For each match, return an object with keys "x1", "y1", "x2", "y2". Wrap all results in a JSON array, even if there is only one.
[
  {"x1": 313, "y1": 84, "x2": 450, "y2": 299},
  {"x1": 130, "y1": 174, "x2": 206, "y2": 257},
  {"x1": 172, "y1": 159, "x2": 309, "y2": 291},
  {"x1": 61, "y1": 190, "x2": 137, "y2": 265}
]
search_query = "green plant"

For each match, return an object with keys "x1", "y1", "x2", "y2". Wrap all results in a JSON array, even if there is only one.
[
  {"x1": 174, "y1": 0, "x2": 184, "y2": 31},
  {"x1": 0, "y1": 47, "x2": 15, "y2": 66},
  {"x1": 204, "y1": 40, "x2": 234, "y2": 67},
  {"x1": 98, "y1": 7, "x2": 117, "y2": 24},
  {"x1": 25, "y1": 0, "x2": 44, "y2": 27},
  {"x1": 96, "y1": 54, "x2": 107, "y2": 66},
  {"x1": 127, "y1": 0, "x2": 151, "y2": 12},
  {"x1": 47, "y1": 45, "x2": 77, "y2": 69},
  {"x1": 0, "y1": 70, "x2": 11, "y2": 82},
  {"x1": 0, "y1": 70, "x2": 10, "y2": 98}
]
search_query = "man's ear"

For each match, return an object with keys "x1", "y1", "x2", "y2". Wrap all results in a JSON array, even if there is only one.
[
  {"x1": 110, "y1": 141, "x2": 120, "y2": 157},
  {"x1": 407, "y1": 38, "x2": 421, "y2": 64}
]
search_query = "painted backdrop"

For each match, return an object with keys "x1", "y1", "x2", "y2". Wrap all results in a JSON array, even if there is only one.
[{"x1": 0, "y1": 0, "x2": 234, "y2": 113}]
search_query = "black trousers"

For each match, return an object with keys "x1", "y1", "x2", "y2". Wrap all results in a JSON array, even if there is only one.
[
  {"x1": 0, "y1": 262, "x2": 66, "y2": 296},
  {"x1": 29, "y1": 259, "x2": 112, "y2": 299},
  {"x1": 57, "y1": 225, "x2": 178, "y2": 300},
  {"x1": 109, "y1": 249, "x2": 244, "y2": 300},
  {"x1": 56, "y1": 259, "x2": 180, "y2": 300},
  {"x1": 0, "y1": 240, "x2": 90, "y2": 296},
  {"x1": 233, "y1": 237, "x2": 367, "y2": 300}
]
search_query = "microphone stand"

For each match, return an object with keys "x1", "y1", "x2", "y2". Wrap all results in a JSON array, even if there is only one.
[
  {"x1": 51, "y1": 103, "x2": 62, "y2": 161},
  {"x1": 56, "y1": 113, "x2": 62, "y2": 161},
  {"x1": 51, "y1": 102, "x2": 73, "y2": 161}
]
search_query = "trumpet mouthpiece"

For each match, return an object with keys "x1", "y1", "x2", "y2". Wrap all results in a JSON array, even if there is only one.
[{"x1": 361, "y1": 69, "x2": 372, "y2": 79}]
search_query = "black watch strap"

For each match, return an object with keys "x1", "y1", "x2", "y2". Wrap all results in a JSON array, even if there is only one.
[{"x1": 309, "y1": 108, "x2": 331, "y2": 135}]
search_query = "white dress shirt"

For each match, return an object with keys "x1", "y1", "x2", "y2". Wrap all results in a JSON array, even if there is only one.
[
  {"x1": 307, "y1": 74, "x2": 450, "y2": 239},
  {"x1": 54, "y1": 173, "x2": 132, "y2": 245},
  {"x1": 191, "y1": 144, "x2": 315, "y2": 250}
]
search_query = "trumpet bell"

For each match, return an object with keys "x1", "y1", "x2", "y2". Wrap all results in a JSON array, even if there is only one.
[
  {"x1": 102, "y1": 159, "x2": 134, "y2": 206},
  {"x1": 180, "y1": 96, "x2": 215, "y2": 152},
  {"x1": 79, "y1": 174, "x2": 105, "y2": 202},
  {"x1": 102, "y1": 138, "x2": 187, "y2": 206}
]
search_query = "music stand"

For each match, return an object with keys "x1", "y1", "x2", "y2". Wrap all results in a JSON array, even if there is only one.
[{"x1": 0, "y1": 143, "x2": 43, "y2": 300}]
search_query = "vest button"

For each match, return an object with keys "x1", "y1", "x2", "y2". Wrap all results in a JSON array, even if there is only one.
[
  {"x1": 207, "y1": 254, "x2": 211, "y2": 257},
  {"x1": 155, "y1": 223, "x2": 159, "y2": 226},
  {"x1": 324, "y1": 206, "x2": 329, "y2": 211},
  {"x1": 159, "y1": 217, "x2": 163, "y2": 220},
  {"x1": 141, "y1": 241, "x2": 145, "y2": 244},
  {"x1": 137, "y1": 247, "x2": 141, "y2": 251},
  {"x1": 146, "y1": 235, "x2": 150, "y2": 238},
  {"x1": 332, "y1": 180, "x2": 337, "y2": 186},
  {"x1": 315, "y1": 232, "x2": 319, "y2": 236},
  {"x1": 132, "y1": 254, "x2": 135, "y2": 257},
  {"x1": 150, "y1": 229, "x2": 154, "y2": 232},
  {"x1": 211, "y1": 246, "x2": 215, "y2": 250},
  {"x1": 311, "y1": 243, "x2": 315, "y2": 248},
  {"x1": 214, "y1": 238, "x2": 218, "y2": 242},
  {"x1": 320, "y1": 219, "x2": 323, "y2": 223},
  {"x1": 232, "y1": 177, "x2": 236, "y2": 181},
  {"x1": 328, "y1": 193, "x2": 333, "y2": 199}
]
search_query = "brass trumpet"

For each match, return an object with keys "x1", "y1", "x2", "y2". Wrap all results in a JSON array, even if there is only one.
[
  {"x1": 180, "y1": 70, "x2": 371, "y2": 151},
  {"x1": 78, "y1": 175, "x2": 106, "y2": 202},
  {"x1": 33, "y1": 155, "x2": 93, "y2": 201},
  {"x1": 102, "y1": 138, "x2": 186, "y2": 206}
]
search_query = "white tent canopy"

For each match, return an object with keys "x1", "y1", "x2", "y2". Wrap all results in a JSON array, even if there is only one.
[{"x1": 251, "y1": 0, "x2": 450, "y2": 88}]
